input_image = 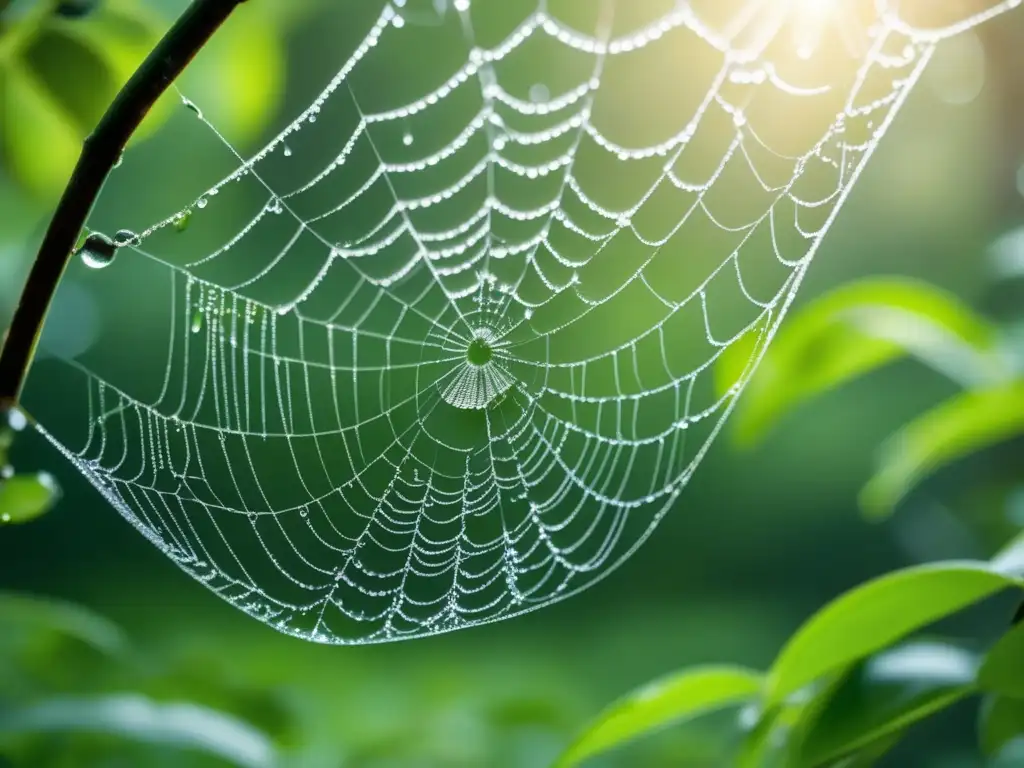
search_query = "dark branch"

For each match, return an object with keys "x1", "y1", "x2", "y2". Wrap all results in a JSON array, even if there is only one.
[{"x1": 0, "y1": 0, "x2": 246, "y2": 410}]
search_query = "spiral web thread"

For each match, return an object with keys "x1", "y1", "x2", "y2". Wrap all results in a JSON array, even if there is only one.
[{"x1": 29, "y1": 0, "x2": 1017, "y2": 643}]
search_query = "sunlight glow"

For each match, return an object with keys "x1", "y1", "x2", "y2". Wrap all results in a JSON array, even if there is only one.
[{"x1": 788, "y1": 0, "x2": 845, "y2": 58}]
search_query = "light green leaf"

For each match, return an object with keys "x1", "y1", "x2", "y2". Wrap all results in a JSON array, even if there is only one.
[
  {"x1": 766, "y1": 562, "x2": 1022, "y2": 706},
  {"x1": 0, "y1": 471, "x2": 60, "y2": 524},
  {"x1": 0, "y1": 591, "x2": 126, "y2": 656},
  {"x1": 735, "y1": 704, "x2": 787, "y2": 768},
  {"x1": 179, "y1": 2, "x2": 285, "y2": 145},
  {"x1": 792, "y1": 643, "x2": 977, "y2": 766},
  {"x1": 991, "y1": 531, "x2": 1024, "y2": 579},
  {"x1": 860, "y1": 383, "x2": 1024, "y2": 519},
  {"x1": 0, "y1": 61, "x2": 82, "y2": 201},
  {"x1": 0, "y1": 694, "x2": 276, "y2": 768},
  {"x1": 555, "y1": 666, "x2": 763, "y2": 767},
  {"x1": 0, "y1": 0, "x2": 166, "y2": 199},
  {"x1": 981, "y1": 697, "x2": 1024, "y2": 757},
  {"x1": 717, "y1": 278, "x2": 1005, "y2": 446},
  {"x1": 979, "y1": 623, "x2": 1024, "y2": 700}
]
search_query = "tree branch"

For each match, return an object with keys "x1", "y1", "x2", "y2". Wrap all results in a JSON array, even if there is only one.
[{"x1": 0, "y1": 0, "x2": 247, "y2": 411}]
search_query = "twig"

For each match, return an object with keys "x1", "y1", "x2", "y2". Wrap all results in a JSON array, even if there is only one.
[{"x1": 0, "y1": 0, "x2": 247, "y2": 411}]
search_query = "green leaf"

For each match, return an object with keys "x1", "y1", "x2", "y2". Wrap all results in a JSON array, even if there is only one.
[
  {"x1": 0, "y1": 471, "x2": 60, "y2": 524},
  {"x1": 991, "y1": 738, "x2": 1024, "y2": 768},
  {"x1": 554, "y1": 666, "x2": 763, "y2": 767},
  {"x1": 766, "y1": 562, "x2": 1022, "y2": 706},
  {"x1": 834, "y1": 732, "x2": 905, "y2": 767},
  {"x1": 0, "y1": 694, "x2": 276, "y2": 768},
  {"x1": 981, "y1": 696, "x2": 1024, "y2": 757},
  {"x1": 717, "y1": 278, "x2": 1005, "y2": 446},
  {"x1": 860, "y1": 383, "x2": 1024, "y2": 519},
  {"x1": 0, "y1": 0, "x2": 165, "y2": 200},
  {"x1": 179, "y1": 2, "x2": 285, "y2": 145},
  {"x1": 735, "y1": 704, "x2": 786, "y2": 768},
  {"x1": 792, "y1": 642, "x2": 977, "y2": 766},
  {"x1": 993, "y1": 532, "x2": 1024, "y2": 579},
  {"x1": 0, "y1": 591, "x2": 126, "y2": 656},
  {"x1": 980, "y1": 623, "x2": 1024, "y2": 700}
]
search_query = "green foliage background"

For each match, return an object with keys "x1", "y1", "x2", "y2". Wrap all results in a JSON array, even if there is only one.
[{"x1": 2, "y1": 1, "x2": 1024, "y2": 766}]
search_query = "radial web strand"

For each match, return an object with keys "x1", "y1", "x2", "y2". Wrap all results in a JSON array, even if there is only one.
[{"x1": 24, "y1": 0, "x2": 1020, "y2": 643}]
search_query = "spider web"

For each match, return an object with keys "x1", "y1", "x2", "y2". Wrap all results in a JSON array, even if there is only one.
[{"x1": 24, "y1": 0, "x2": 1018, "y2": 644}]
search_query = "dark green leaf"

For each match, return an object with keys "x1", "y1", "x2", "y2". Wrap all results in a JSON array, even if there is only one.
[
  {"x1": 717, "y1": 278, "x2": 1006, "y2": 445},
  {"x1": 0, "y1": 472, "x2": 60, "y2": 524},
  {"x1": 0, "y1": 694, "x2": 276, "y2": 768},
  {"x1": 555, "y1": 666, "x2": 763, "y2": 767},
  {"x1": 980, "y1": 697, "x2": 1024, "y2": 757},
  {"x1": 832, "y1": 732, "x2": 905, "y2": 767},
  {"x1": 766, "y1": 562, "x2": 1021, "y2": 705},
  {"x1": 860, "y1": 384, "x2": 1024, "y2": 519},
  {"x1": 793, "y1": 643, "x2": 977, "y2": 766},
  {"x1": 54, "y1": 0, "x2": 101, "y2": 18},
  {"x1": 980, "y1": 623, "x2": 1024, "y2": 699}
]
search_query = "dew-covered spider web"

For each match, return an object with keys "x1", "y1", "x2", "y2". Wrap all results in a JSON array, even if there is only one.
[{"x1": 24, "y1": 0, "x2": 1019, "y2": 644}]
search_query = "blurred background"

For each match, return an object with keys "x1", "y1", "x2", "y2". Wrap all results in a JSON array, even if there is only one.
[{"x1": 2, "y1": 0, "x2": 1024, "y2": 765}]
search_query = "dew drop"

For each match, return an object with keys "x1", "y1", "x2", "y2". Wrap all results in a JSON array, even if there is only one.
[
  {"x1": 529, "y1": 83, "x2": 550, "y2": 103},
  {"x1": 283, "y1": 143, "x2": 293, "y2": 158},
  {"x1": 182, "y1": 98, "x2": 203, "y2": 119},
  {"x1": 174, "y1": 210, "x2": 193, "y2": 232},
  {"x1": 191, "y1": 311, "x2": 203, "y2": 334},
  {"x1": 77, "y1": 232, "x2": 117, "y2": 269},
  {"x1": 7, "y1": 408, "x2": 27, "y2": 432},
  {"x1": 196, "y1": 197, "x2": 208, "y2": 209},
  {"x1": 114, "y1": 229, "x2": 138, "y2": 247},
  {"x1": 402, "y1": 132, "x2": 414, "y2": 146}
]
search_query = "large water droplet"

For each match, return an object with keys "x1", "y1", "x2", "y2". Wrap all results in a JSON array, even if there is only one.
[
  {"x1": 174, "y1": 210, "x2": 192, "y2": 232},
  {"x1": 402, "y1": 132, "x2": 414, "y2": 146},
  {"x1": 77, "y1": 233, "x2": 117, "y2": 269},
  {"x1": 191, "y1": 311, "x2": 203, "y2": 334},
  {"x1": 529, "y1": 83, "x2": 550, "y2": 103},
  {"x1": 283, "y1": 143, "x2": 293, "y2": 157}
]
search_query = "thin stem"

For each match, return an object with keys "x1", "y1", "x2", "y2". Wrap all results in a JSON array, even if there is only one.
[{"x1": 0, "y1": 0, "x2": 246, "y2": 410}]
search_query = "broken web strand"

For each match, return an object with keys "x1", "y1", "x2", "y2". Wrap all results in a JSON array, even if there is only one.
[{"x1": 26, "y1": 1, "x2": 1014, "y2": 644}]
